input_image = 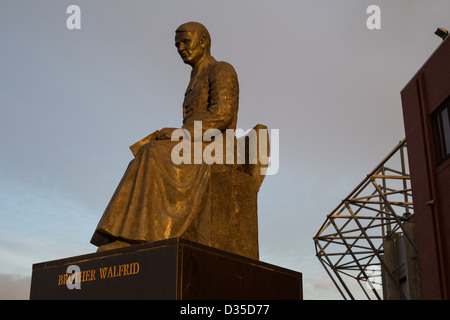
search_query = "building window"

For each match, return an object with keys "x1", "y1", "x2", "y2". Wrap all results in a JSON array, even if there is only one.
[{"x1": 431, "y1": 96, "x2": 450, "y2": 164}]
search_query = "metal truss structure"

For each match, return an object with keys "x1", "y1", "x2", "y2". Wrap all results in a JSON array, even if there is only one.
[{"x1": 313, "y1": 139, "x2": 417, "y2": 300}]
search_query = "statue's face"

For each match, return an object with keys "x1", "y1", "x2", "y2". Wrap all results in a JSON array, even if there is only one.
[{"x1": 175, "y1": 31, "x2": 205, "y2": 67}]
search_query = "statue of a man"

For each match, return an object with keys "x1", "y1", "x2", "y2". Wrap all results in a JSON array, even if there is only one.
[{"x1": 90, "y1": 22, "x2": 239, "y2": 252}]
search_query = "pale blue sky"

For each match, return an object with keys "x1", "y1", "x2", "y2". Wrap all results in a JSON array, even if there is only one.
[{"x1": 0, "y1": 0, "x2": 449, "y2": 299}]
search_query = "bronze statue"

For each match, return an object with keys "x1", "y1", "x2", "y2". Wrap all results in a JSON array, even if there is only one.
[{"x1": 91, "y1": 22, "x2": 265, "y2": 259}]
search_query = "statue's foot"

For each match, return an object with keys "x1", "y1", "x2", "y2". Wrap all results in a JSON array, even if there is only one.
[{"x1": 97, "y1": 240, "x2": 132, "y2": 252}]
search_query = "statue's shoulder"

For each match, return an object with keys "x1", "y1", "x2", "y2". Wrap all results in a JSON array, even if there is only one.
[{"x1": 209, "y1": 60, "x2": 237, "y2": 77}]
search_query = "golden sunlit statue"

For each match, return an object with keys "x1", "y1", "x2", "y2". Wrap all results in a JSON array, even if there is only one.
[{"x1": 90, "y1": 22, "x2": 268, "y2": 259}]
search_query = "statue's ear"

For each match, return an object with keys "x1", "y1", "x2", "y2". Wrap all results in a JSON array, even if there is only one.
[{"x1": 200, "y1": 35, "x2": 207, "y2": 49}]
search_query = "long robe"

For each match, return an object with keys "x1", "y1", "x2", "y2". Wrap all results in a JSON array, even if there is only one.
[{"x1": 90, "y1": 56, "x2": 239, "y2": 247}]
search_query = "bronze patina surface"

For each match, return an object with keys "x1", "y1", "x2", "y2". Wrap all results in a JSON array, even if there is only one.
[{"x1": 91, "y1": 22, "x2": 266, "y2": 259}]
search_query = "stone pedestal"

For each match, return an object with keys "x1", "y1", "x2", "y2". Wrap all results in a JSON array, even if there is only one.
[{"x1": 30, "y1": 238, "x2": 302, "y2": 300}]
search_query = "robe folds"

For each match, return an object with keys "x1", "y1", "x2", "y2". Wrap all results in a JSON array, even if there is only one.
[
  {"x1": 90, "y1": 56, "x2": 240, "y2": 248},
  {"x1": 91, "y1": 140, "x2": 215, "y2": 246}
]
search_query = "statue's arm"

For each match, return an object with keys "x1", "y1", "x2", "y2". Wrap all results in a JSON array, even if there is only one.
[
  {"x1": 183, "y1": 61, "x2": 239, "y2": 136},
  {"x1": 131, "y1": 62, "x2": 238, "y2": 154}
]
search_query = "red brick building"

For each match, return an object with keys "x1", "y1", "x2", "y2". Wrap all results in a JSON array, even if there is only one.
[{"x1": 401, "y1": 35, "x2": 450, "y2": 299}]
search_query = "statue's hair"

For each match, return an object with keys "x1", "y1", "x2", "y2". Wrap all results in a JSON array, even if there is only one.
[{"x1": 175, "y1": 22, "x2": 211, "y2": 53}]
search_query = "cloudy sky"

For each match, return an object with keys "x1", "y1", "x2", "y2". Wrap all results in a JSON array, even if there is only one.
[{"x1": 1, "y1": 0, "x2": 449, "y2": 300}]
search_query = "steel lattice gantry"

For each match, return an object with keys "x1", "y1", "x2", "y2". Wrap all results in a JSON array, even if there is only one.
[{"x1": 313, "y1": 139, "x2": 419, "y2": 300}]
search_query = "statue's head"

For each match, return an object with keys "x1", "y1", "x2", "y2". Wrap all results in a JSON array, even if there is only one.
[{"x1": 175, "y1": 22, "x2": 211, "y2": 67}]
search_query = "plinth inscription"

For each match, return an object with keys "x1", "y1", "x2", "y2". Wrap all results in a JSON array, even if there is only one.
[
  {"x1": 57, "y1": 262, "x2": 140, "y2": 287},
  {"x1": 31, "y1": 240, "x2": 178, "y2": 299},
  {"x1": 30, "y1": 238, "x2": 302, "y2": 300}
]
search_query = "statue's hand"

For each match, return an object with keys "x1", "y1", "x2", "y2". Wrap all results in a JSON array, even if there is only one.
[
  {"x1": 129, "y1": 128, "x2": 179, "y2": 156},
  {"x1": 154, "y1": 127, "x2": 177, "y2": 140},
  {"x1": 129, "y1": 129, "x2": 159, "y2": 156}
]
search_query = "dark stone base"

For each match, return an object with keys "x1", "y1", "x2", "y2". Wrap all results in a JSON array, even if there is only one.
[{"x1": 30, "y1": 238, "x2": 302, "y2": 300}]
